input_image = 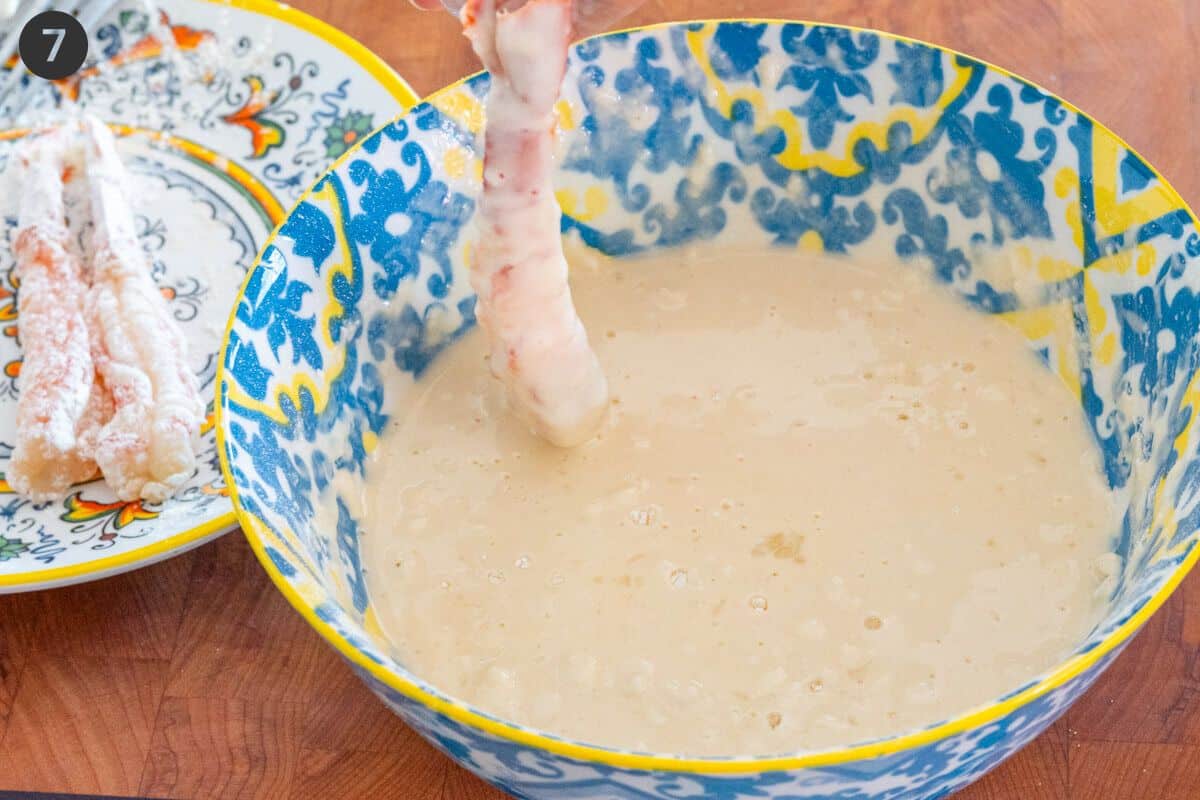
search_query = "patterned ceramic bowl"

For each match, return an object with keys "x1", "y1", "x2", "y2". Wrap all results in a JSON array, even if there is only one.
[{"x1": 217, "y1": 20, "x2": 1200, "y2": 799}]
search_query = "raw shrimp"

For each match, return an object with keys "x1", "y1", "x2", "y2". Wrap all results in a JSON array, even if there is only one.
[
  {"x1": 7, "y1": 129, "x2": 109, "y2": 502},
  {"x1": 83, "y1": 117, "x2": 204, "y2": 503},
  {"x1": 461, "y1": 0, "x2": 609, "y2": 447}
]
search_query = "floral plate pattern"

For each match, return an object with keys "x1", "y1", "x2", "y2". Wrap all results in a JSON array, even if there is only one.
[
  {"x1": 219, "y1": 19, "x2": 1200, "y2": 800},
  {"x1": 0, "y1": 0, "x2": 417, "y2": 592}
]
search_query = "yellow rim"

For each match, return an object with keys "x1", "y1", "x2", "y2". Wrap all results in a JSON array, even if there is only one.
[
  {"x1": 108, "y1": 124, "x2": 287, "y2": 225},
  {"x1": 0, "y1": 0, "x2": 417, "y2": 590},
  {"x1": 213, "y1": 0, "x2": 418, "y2": 108},
  {"x1": 221, "y1": 18, "x2": 1200, "y2": 773},
  {"x1": 0, "y1": 514, "x2": 236, "y2": 589}
]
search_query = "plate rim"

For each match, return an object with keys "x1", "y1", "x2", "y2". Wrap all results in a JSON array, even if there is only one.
[{"x1": 0, "y1": 0, "x2": 420, "y2": 592}]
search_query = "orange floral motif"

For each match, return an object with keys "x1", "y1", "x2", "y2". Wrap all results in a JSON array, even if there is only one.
[
  {"x1": 201, "y1": 481, "x2": 230, "y2": 497},
  {"x1": 53, "y1": 13, "x2": 214, "y2": 102},
  {"x1": 222, "y1": 76, "x2": 286, "y2": 159},
  {"x1": 0, "y1": 282, "x2": 17, "y2": 327},
  {"x1": 1, "y1": 279, "x2": 19, "y2": 385},
  {"x1": 62, "y1": 493, "x2": 159, "y2": 528}
]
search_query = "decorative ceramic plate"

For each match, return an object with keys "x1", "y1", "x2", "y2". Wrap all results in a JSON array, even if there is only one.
[{"x1": 0, "y1": 0, "x2": 417, "y2": 592}]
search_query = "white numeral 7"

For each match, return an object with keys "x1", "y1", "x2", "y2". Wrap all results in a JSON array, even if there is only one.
[{"x1": 42, "y1": 27, "x2": 66, "y2": 62}]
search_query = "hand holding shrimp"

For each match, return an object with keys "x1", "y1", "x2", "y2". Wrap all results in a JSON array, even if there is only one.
[{"x1": 410, "y1": 0, "x2": 646, "y2": 36}]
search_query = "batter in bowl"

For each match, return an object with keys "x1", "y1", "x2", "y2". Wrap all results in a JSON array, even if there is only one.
[{"x1": 357, "y1": 243, "x2": 1119, "y2": 755}]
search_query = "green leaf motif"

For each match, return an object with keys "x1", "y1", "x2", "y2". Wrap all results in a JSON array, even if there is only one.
[
  {"x1": 119, "y1": 10, "x2": 150, "y2": 35},
  {"x1": 324, "y1": 111, "x2": 376, "y2": 160},
  {"x1": 0, "y1": 535, "x2": 29, "y2": 562}
]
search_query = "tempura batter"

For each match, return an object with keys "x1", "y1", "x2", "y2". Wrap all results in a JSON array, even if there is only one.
[{"x1": 359, "y1": 244, "x2": 1118, "y2": 755}]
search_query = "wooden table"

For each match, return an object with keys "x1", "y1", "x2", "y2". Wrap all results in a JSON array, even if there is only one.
[{"x1": 2, "y1": 1, "x2": 1199, "y2": 797}]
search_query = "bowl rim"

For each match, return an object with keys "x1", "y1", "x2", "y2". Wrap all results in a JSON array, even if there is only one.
[{"x1": 216, "y1": 17, "x2": 1200, "y2": 774}]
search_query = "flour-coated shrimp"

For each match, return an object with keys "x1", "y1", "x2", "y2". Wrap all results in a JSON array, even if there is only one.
[
  {"x1": 8, "y1": 128, "x2": 109, "y2": 501},
  {"x1": 83, "y1": 117, "x2": 204, "y2": 502}
]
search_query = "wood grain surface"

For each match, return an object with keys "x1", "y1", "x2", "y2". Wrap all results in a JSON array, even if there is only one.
[{"x1": 2, "y1": 0, "x2": 1199, "y2": 797}]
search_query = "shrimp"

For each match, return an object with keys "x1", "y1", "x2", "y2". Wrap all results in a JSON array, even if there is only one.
[
  {"x1": 461, "y1": 0, "x2": 609, "y2": 447},
  {"x1": 82, "y1": 117, "x2": 204, "y2": 503},
  {"x1": 7, "y1": 129, "x2": 109, "y2": 502}
]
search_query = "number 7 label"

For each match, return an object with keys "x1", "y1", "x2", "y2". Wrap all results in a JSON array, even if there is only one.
[
  {"x1": 42, "y1": 28, "x2": 66, "y2": 63},
  {"x1": 17, "y1": 10, "x2": 88, "y2": 81}
]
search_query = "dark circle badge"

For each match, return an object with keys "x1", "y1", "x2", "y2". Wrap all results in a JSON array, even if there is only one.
[{"x1": 18, "y1": 10, "x2": 88, "y2": 81}]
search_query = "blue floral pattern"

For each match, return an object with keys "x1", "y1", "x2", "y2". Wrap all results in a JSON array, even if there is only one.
[
  {"x1": 219, "y1": 21, "x2": 1200, "y2": 800},
  {"x1": 778, "y1": 25, "x2": 880, "y2": 149}
]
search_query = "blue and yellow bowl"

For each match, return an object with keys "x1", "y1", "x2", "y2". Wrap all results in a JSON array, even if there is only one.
[{"x1": 217, "y1": 20, "x2": 1200, "y2": 799}]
